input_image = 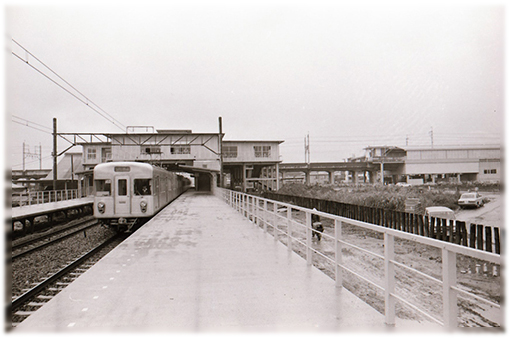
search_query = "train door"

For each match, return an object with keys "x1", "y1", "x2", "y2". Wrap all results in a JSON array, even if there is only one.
[
  {"x1": 154, "y1": 176, "x2": 160, "y2": 209},
  {"x1": 115, "y1": 176, "x2": 131, "y2": 214}
]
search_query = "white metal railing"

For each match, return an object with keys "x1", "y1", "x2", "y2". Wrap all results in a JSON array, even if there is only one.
[
  {"x1": 216, "y1": 188, "x2": 501, "y2": 329},
  {"x1": 12, "y1": 189, "x2": 80, "y2": 207}
]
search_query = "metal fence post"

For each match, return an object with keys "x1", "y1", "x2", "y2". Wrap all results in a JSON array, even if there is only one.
[
  {"x1": 247, "y1": 195, "x2": 251, "y2": 221},
  {"x1": 245, "y1": 194, "x2": 248, "y2": 218},
  {"x1": 335, "y1": 219, "x2": 343, "y2": 288},
  {"x1": 263, "y1": 200, "x2": 268, "y2": 233},
  {"x1": 306, "y1": 211, "x2": 312, "y2": 265},
  {"x1": 250, "y1": 196, "x2": 254, "y2": 222},
  {"x1": 287, "y1": 206, "x2": 292, "y2": 251},
  {"x1": 384, "y1": 232, "x2": 396, "y2": 326},
  {"x1": 443, "y1": 248, "x2": 457, "y2": 329},
  {"x1": 273, "y1": 202, "x2": 278, "y2": 240},
  {"x1": 254, "y1": 196, "x2": 258, "y2": 226}
]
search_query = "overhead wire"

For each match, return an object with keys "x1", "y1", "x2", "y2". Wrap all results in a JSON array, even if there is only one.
[
  {"x1": 12, "y1": 39, "x2": 125, "y2": 128},
  {"x1": 12, "y1": 115, "x2": 53, "y2": 131},
  {"x1": 11, "y1": 155, "x2": 53, "y2": 169},
  {"x1": 12, "y1": 120, "x2": 52, "y2": 134},
  {"x1": 11, "y1": 39, "x2": 127, "y2": 131}
]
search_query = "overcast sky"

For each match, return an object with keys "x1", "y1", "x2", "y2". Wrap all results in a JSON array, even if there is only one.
[{"x1": 5, "y1": 1, "x2": 505, "y2": 170}]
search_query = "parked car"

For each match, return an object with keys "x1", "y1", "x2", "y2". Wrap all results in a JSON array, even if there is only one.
[
  {"x1": 424, "y1": 206, "x2": 456, "y2": 239},
  {"x1": 458, "y1": 192, "x2": 484, "y2": 208},
  {"x1": 424, "y1": 206, "x2": 456, "y2": 220}
]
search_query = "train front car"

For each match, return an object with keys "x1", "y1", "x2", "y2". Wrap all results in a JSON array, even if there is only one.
[{"x1": 94, "y1": 162, "x2": 158, "y2": 232}]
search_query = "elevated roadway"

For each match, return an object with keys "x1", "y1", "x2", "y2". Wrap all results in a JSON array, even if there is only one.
[{"x1": 279, "y1": 162, "x2": 380, "y2": 184}]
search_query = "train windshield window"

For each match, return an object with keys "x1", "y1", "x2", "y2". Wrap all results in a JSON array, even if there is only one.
[
  {"x1": 118, "y1": 179, "x2": 128, "y2": 196},
  {"x1": 134, "y1": 179, "x2": 152, "y2": 195},
  {"x1": 95, "y1": 179, "x2": 111, "y2": 196}
]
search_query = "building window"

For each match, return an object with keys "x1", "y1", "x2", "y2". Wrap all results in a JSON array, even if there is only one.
[
  {"x1": 254, "y1": 146, "x2": 271, "y2": 158},
  {"x1": 223, "y1": 146, "x2": 238, "y2": 158},
  {"x1": 87, "y1": 148, "x2": 97, "y2": 160},
  {"x1": 141, "y1": 146, "x2": 162, "y2": 155},
  {"x1": 484, "y1": 169, "x2": 497, "y2": 174},
  {"x1": 170, "y1": 145, "x2": 191, "y2": 155},
  {"x1": 101, "y1": 148, "x2": 111, "y2": 162}
]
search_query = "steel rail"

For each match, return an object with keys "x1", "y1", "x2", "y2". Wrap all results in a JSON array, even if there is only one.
[
  {"x1": 10, "y1": 234, "x2": 121, "y2": 313},
  {"x1": 12, "y1": 221, "x2": 100, "y2": 261},
  {"x1": 12, "y1": 217, "x2": 95, "y2": 250}
]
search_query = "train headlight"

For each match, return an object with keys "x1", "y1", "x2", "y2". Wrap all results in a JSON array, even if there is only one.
[
  {"x1": 97, "y1": 202, "x2": 106, "y2": 214},
  {"x1": 140, "y1": 201, "x2": 148, "y2": 213}
]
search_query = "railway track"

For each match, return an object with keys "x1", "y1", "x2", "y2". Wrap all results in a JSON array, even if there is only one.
[
  {"x1": 12, "y1": 216, "x2": 96, "y2": 250},
  {"x1": 10, "y1": 232, "x2": 127, "y2": 327},
  {"x1": 11, "y1": 218, "x2": 101, "y2": 261}
]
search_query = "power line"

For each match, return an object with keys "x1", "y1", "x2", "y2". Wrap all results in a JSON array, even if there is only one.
[
  {"x1": 12, "y1": 119, "x2": 52, "y2": 134},
  {"x1": 12, "y1": 115, "x2": 53, "y2": 131},
  {"x1": 12, "y1": 39, "x2": 127, "y2": 131},
  {"x1": 12, "y1": 155, "x2": 53, "y2": 169}
]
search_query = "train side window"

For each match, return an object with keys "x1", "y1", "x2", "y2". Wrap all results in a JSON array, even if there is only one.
[
  {"x1": 118, "y1": 179, "x2": 128, "y2": 196},
  {"x1": 95, "y1": 179, "x2": 111, "y2": 196},
  {"x1": 134, "y1": 179, "x2": 152, "y2": 195}
]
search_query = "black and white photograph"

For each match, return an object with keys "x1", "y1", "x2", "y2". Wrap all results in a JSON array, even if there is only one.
[{"x1": 5, "y1": 0, "x2": 504, "y2": 333}]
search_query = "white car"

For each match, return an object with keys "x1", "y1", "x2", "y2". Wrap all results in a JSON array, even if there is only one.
[
  {"x1": 424, "y1": 206, "x2": 456, "y2": 238},
  {"x1": 458, "y1": 192, "x2": 484, "y2": 208},
  {"x1": 424, "y1": 206, "x2": 455, "y2": 220}
]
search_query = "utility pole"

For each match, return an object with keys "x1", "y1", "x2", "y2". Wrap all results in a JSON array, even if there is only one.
[
  {"x1": 70, "y1": 153, "x2": 74, "y2": 181},
  {"x1": 304, "y1": 133, "x2": 310, "y2": 164},
  {"x1": 218, "y1": 116, "x2": 224, "y2": 188},
  {"x1": 53, "y1": 118, "x2": 58, "y2": 190},
  {"x1": 23, "y1": 142, "x2": 43, "y2": 171},
  {"x1": 429, "y1": 127, "x2": 434, "y2": 148}
]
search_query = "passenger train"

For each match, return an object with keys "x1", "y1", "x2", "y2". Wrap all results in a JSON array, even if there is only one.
[{"x1": 93, "y1": 162, "x2": 190, "y2": 231}]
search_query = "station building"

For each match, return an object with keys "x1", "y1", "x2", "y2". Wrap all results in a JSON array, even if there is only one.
[
  {"x1": 69, "y1": 128, "x2": 283, "y2": 194},
  {"x1": 222, "y1": 140, "x2": 284, "y2": 192}
]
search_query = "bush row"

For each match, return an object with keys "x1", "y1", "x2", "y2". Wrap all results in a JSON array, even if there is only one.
[{"x1": 277, "y1": 183, "x2": 465, "y2": 214}]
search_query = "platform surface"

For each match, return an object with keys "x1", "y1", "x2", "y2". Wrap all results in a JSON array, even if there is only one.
[
  {"x1": 11, "y1": 197, "x2": 94, "y2": 220},
  {"x1": 14, "y1": 191, "x2": 431, "y2": 333}
]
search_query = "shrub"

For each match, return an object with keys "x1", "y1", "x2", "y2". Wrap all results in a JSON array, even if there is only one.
[{"x1": 277, "y1": 183, "x2": 462, "y2": 213}]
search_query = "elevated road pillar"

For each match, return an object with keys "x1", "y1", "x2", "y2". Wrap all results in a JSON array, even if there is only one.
[{"x1": 328, "y1": 171, "x2": 335, "y2": 185}]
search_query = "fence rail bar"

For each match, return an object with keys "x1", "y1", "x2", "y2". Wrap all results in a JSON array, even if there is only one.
[
  {"x1": 338, "y1": 262, "x2": 384, "y2": 292},
  {"x1": 339, "y1": 239, "x2": 385, "y2": 260},
  {"x1": 451, "y1": 286, "x2": 501, "y2": 309},
  {"x1": 390, "y1": 259, "x2": 443, "y2": 286},
  {"x1": 390, "y1": 292, "x2": 444, "y2": 326}
]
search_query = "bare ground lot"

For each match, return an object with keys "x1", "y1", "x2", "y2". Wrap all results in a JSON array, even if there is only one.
[{"x1": 259, "y1": 206, "x2": 502, "y2": 328}]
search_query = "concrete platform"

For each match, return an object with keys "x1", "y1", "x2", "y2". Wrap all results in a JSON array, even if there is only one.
[
  {"x1": 14, "y1": 191, "x2": 416, "y2": 333},
  {"x1": 11, "y1": 197, "x2": 94, "y2": 221}
]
